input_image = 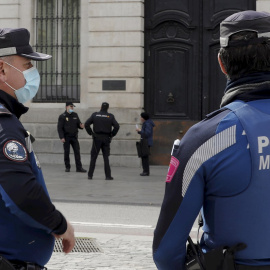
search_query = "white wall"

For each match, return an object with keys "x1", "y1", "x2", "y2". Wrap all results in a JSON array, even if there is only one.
[
  {"x1": 257, "y1": 0, "x2": 270, "y2": 12},
  {"x1": 0, "y1": 0, "x2": 19, "y2": 28},
  {"x1": 86, "y1": 0, "x2": 144, "y2": 111}
]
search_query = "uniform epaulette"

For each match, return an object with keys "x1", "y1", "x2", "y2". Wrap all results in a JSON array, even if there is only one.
[
  {"x1": 0, "y1": 103, "x2": 12, "y2": 116},
  {"x1": 205, "y1": 107, "x2": 228, "y2": 119},
  {"x1": 26, "y1": 131, "x2": 36, "y2": 143}
]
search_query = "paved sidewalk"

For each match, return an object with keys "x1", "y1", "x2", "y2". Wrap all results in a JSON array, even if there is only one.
[
  {"x1": 43, "y1": 164, "x2": 167, "y2": 206},
  {"x1": 47, "y1": 233, "x2": 156, "y2": 270},
  {"x1": 41, "y1": 164, "x2": 168, "y2": 270}
]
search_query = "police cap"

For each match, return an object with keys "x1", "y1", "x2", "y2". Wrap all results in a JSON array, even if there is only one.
[
  {"x1": 0, "y1": 28, "x2": 52, "y2": 61},
  {"x1": 220, "y1": 10, "x2": 270, "y2": 47},
  {"x1": 66, "y1": 102, "x2": 76, "y2": 107}
]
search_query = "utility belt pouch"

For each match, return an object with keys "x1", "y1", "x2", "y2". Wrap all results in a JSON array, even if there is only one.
[
  {"x1": 185, "y1": 237, "x2": 205, "y2": 270},
  {"x1": 185, "y1": 238, "x2": 247, "y2": 270},
  {"x1": 0, "y1": 256, "x2": 15, "y2": 270},
  {"x1": 185, "y1": 213, "x2": 247, "y2": 270}
]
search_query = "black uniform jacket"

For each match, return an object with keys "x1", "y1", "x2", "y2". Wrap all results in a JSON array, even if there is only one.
[
  {"x1": 85, "y1": 110, "x2": 120, "y2": 137},
  {"x1": 57, "y1": 111, "x2": 82, "y2": 139}
]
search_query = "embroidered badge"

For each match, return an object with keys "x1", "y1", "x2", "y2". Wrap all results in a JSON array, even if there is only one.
[
  {"x1": 3, "y1": 140, "x2": 28, "y2": 162},
  {"x1": 166, "y1": 156, "x2": 180, "y2": 183}
]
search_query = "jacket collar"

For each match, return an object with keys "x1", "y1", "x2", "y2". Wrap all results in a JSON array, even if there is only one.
[
  {"x1": 221, "y1": 72, "x2": 270, "y2": 107},
  {"x1": 0, "y1": 90, "x2": 28, "y2": 118}
]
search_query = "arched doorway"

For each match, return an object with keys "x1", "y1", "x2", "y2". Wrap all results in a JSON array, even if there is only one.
[{"x1": 144, "y1": 0, "x2": 256, "y2": 165}]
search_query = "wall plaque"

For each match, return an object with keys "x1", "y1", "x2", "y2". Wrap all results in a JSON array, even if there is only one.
[{"x1": 102, "y1": 80, "x2": 126, "y2": 91}]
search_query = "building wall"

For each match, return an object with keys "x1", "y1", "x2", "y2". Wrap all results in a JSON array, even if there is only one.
[
  {"x1": 0, "y1": 0, "x2": 145, "y2": 167},
  {"x1": 257, "y1": 0, "x2": 270, "y2": 12}
]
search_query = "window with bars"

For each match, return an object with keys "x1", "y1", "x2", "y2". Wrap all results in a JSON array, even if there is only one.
[{"x1": 33, "y1": 0, "x2": 80, "y2": 103}]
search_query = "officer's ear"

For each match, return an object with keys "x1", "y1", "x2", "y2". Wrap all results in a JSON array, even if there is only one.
[
  {"x1": 0, "y1": 59, "x2": 7, "y2": 83},
  {"x1": 218, "y1": 53, "x2": 228, "y2": 75}
]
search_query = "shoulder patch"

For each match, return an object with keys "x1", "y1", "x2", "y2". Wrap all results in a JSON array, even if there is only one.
[
  {"x1": 3, "y1": 140, "x2": 28, "y2": 162},
  {"x1": 0, "y1": 103, "x2": 12, "y2": 116},
  {"x1": 166, "y1": 156, "x2": 180, "y2": 183}
]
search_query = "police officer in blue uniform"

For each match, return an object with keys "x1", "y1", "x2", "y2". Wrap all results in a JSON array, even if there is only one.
[
  {"x1": 57, "y1": 102, "x2": 87, "y2": 173},
  {"x1": 85, "y1": 102, "x2": 119, "y2": 180},
  {"x1": 0, "y1": 28, "x2": 75, "y2": 269},
  {"x1": 153, "y1": 11, "x2": 270, "y2": 270}
]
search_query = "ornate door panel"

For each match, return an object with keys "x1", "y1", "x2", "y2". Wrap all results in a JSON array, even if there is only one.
[
  {"x1": 145, "y1": 0, "x2": 200, "y2": 120},
  {"x1": 145, "y1": 0, "x2": 256, "y2": 165}
]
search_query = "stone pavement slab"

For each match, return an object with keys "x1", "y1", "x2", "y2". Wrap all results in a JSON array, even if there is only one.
[
  {"x1": 46, "y1": 233, "x2": 156, "y2": 270},
  {"x1": 42, "y1": 164, "x2": 167, "y2": 206}
]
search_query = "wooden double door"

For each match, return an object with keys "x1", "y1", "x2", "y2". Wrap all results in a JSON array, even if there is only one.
[{"x1": 144, "y1": 0, "x2": 256, "y2": 165}]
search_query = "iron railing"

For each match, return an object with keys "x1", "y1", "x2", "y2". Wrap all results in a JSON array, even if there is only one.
[{"x1": 33, "y1": 0, "x2": 80, "y2": 103}]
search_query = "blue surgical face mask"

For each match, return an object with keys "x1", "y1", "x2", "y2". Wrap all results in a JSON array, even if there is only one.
[
  {"x1": 4, "y1": 62, "x2": 40, "y2": 104},
  {"x1": 68, "y1": 109, "x2": 74, "y2": 114}
]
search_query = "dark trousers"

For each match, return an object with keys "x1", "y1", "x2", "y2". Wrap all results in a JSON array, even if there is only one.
[
  {"x1": 141, "y1": 146, "x2": 150, "y2": 174},
  {"x1": 63, "y1": 136, "x2": 82, "y2": 170},
  {"x1": 88, "y1": 137, "x2": 111, "y2": 178}
]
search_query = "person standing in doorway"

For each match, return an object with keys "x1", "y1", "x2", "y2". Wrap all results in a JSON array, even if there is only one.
[
  {"x1": 136, "y1": 112, "x2": 155, "y2": 176},
  {"x1": 57, "y1": 102, "x2": 86, "y2": 173},
  {"x1": 85, "y1": 102, "x2": 120, "y2": 180}
]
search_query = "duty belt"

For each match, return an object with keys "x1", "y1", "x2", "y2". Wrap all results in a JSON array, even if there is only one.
[
  {"x1": 93, "y1": 133, "x2": 110, "y2": 139},
  {"x1": 10, "y1": 261, "x2": 47, "y2": 270}
]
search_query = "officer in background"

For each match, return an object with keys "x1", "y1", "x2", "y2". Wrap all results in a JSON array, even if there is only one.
[
  {"x1": 57, "y1": 101, "x2": 86, "y2": 173},
  {"x1": 153, "y1": 11, "x2": 270, "y2": 270},
  {"x1": 85, "y1": 102, "x2": 119, "y2": 180},
  {"x1": 0, "y1": 28, "x2": 75, "y2": 269}
]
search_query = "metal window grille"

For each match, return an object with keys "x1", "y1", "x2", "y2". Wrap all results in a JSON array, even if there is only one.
[{"x1": 33, "y1": 0, "x2": 80, "y2": 103}]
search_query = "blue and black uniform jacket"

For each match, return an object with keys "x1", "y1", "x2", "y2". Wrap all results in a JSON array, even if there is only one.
[
  {"x1": 153, "y1": 76, "x2": 270, "y2": 269},
  {"x1": 138, "y1": 119, "x2": 155, "y2": 146},
  {"x1": 0, "y1": 90, "x2": 67, "y2": 267}
]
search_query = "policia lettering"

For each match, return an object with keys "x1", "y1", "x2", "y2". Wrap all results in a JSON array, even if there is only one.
[{"x1": 258, "y1": 136, "x2": 270, "y2": 170}]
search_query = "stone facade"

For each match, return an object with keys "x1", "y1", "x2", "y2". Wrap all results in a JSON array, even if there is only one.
[
  {"x1": 0, "y1": 0, "x2": 145, "y2": 167},
  {"x1": 0, "y1": 0, "x2": 268, "y2": 167}
]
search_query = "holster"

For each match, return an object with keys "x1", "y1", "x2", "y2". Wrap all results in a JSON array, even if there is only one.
[
  {"x1": 204, "y1": 243, "x2": 247, "y2": 270},
  {"x1": 185, "y1": 235, "x2": 247, "y2": 270}
]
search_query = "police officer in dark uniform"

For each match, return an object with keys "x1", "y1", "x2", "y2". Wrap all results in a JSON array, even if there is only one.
[
  {"x1": 0, "y1": 28, "x2": 75, "y2": 269},
  {"x1": 57, "y1": 102, "x2": 86, "y2": 173},
  {"x1": 85, "y1": 102, "x2": 119, "y2": 180}
]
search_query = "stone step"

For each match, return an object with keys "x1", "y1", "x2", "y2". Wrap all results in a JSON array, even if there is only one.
[
  {"x1": 20, "y1": 107, "x2": 142, "y2": 167},
  {"x1": 21, "y1": 108, "x2": 142, "y2": 124},
  {"x1": 32, "y1": 138, "x2": 138, "y2": 155},
  {"x1": 36, "y1": 153, "x2": 141, "y2": 168},
  {"x1": 23, "y1": 123, "x2": 140, "y2": 140}
]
